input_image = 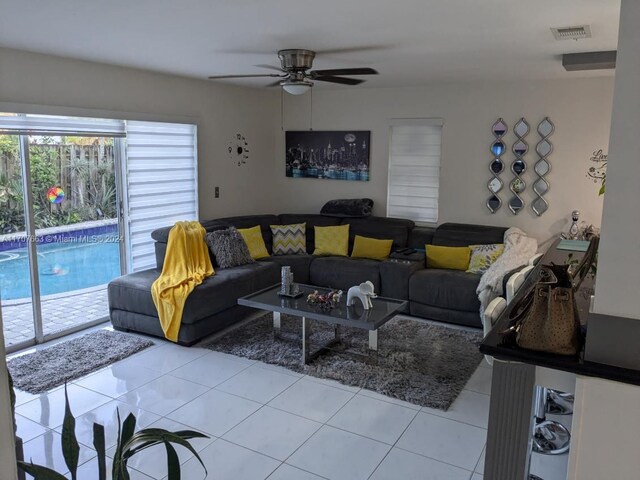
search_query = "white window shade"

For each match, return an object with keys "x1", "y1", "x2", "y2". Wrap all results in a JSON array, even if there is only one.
[
  {"x1": 124, "y1": 120, "x2": 198, "y2": 272},
  {"x1": 0, "y1": 113, "x2": 126, "y2": 137},
  {"x1": 387, "y1": 120, "x2": 442, "y2": 223}
]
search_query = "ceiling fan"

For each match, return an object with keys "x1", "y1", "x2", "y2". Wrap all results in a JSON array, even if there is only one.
[{"x1": 207, "y1": 49, "x2": 378, "y2": 95}]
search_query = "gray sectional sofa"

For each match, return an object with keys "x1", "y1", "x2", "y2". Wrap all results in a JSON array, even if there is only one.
[{"x1": 108, "y1": 214, "x2": 507, "y2": 345}]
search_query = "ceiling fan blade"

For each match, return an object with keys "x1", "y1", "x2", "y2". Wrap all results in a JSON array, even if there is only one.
[
  {"x1": 314, "y1": 76, "x2": 365, "y2": 85},
  {"x1": 207, "y1": 73, "x2": 283, "y2": 79},
  {"x1": 314, "y1": 45, "x2": 393, "y2": 55},
  {"x1": 267, "y1": 79, "x2": 284, "y2": 87},
  {"x1": 311, "y1": 68, "x2": 378, "y2": 76},
  {"x1": 254, "y1": 64, "x2": 285, "y2": 72}
]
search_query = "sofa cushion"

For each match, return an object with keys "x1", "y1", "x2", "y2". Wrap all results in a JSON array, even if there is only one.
[
  {"x1": 314, "y1": 224, "x2": 349, "y2": 256},
  {"x1": 309, "y1": 256, "x2": 381, "y2": 292},
  {"x1": 467, "y1": 243, "x2": 505, "y2": 274},
  {"x1": 216, "y1": 215, "x2": 280, "y2": 252},
  {"x1": 409, "y1": 269, "x2": 481, "y2": 312},
  {"x1": 206, "y1": 227, "x2": 255, "y2": 268},
  {"x1": 258, "y1": 255, "x2": 313, "y2": 284},
  {"x1": 351, "y1": 235, "x2": 393, "y2": 261},
  {"x1": 432, "y1": 223, "x2": 507, "y2": 247},
  {"x1": 425, "y1": 245, "x2": 470, "y2": 271},
  {"x1": 108, "y1": 262, "x2": 280, "y2": 325},
  {"x1": 152, "y1": 222, "x2": 229, "y2": 269},
  {"x1": 279, "y1": 214, "x2": 342, "y2": 253},
  {"x1": 344, "y1": 217, "x2": 414, "y2": 252},
  {"x1": 270, "y1": 223, "x2": 306, "y2": 255},
  {"x1": 408, "y1": 226, "x2": 436, "y2": 249},
  {"x1": 237, "y1": 225, "x2": 270, "y2": 259}
]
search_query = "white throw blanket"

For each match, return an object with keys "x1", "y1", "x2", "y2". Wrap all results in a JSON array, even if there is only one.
[{"x1": 477, "y1": 227, "x2": 538, "y2": 320}]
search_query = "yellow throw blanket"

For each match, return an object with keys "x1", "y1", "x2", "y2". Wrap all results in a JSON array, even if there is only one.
[{"x1": 151, "y1": 221, "x2": 214, "y2": 342}]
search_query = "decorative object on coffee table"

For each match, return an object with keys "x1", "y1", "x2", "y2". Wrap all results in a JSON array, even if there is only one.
[
  {"x1": 306, "y1": 289, "x2": 342, "y2": 310},
  {"x1": 488, "y1": 118, "x2": 508, "y2": 213},
  {"x1": 346, "y1": 281, "x2": 377, "y2": 310},
  {"x1": 204, "y1": 313, "x2": 484, "y2": 410},
  {"x1": 239, "y1": 283, "x2": 405, "y2": 365},
  {"x1": 532, "y1": 117, "x2": 554, "y2": 216},
  {"x1": 508, "y1": 118, "x2": 530, "y2": 215}
]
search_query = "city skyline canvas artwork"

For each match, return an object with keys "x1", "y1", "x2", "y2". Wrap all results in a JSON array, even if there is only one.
[{"x1": 285, "y1": 130, "x2": 371, "y2": 181}]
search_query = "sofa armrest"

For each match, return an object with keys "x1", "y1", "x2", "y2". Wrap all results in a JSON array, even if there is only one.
[{"x1": 380, "y1": 259, "x2": 425, "y2": 301}]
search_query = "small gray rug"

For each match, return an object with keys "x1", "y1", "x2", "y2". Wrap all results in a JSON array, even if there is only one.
[
  {"x1": 205, "y1": 314, "x2": 484, "y2": 410},
  {"x1": 8, "y1": 330, "x2": 154, "y2": 394}
]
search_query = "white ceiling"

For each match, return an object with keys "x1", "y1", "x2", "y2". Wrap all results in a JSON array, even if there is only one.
[{"x1": 0, "y1": 0, "x2": 620, "y2": 89}]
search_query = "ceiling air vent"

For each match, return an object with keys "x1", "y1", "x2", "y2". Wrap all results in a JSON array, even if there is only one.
[{"x1": 551, "y1": 25, "x2": 592, "y2": 41}]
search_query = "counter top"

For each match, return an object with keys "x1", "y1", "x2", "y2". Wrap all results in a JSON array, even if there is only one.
[{"x1": 479, "y1": 238, "x2": 640, "y2": 387}]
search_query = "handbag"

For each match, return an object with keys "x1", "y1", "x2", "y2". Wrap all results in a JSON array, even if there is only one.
[{"x1": 508, "y1": 264, "x2": 582, "y2": 356}]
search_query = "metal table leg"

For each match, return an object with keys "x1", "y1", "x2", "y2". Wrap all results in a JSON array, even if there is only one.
[
  {"x1": 369, "y1": 329, "x2": 378, "y2": 352},
  {"x1": 484, "y1": 361, "x2": 536, "y2": 480},
  {"x1": 302, "y1": 316, "x2": 311, "y2": 365},
  {"x1": 273, "y1": 311, "x2": 281, "y2": 339}
]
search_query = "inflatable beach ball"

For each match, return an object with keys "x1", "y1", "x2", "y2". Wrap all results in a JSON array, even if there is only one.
[{"x1": 47, "y1": 187, "x2": 65, "y2": 204}]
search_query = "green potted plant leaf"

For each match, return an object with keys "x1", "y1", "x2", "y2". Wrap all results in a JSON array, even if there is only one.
[{"x1": 17, "y1": 385, "x2": 208, "y2": 479}]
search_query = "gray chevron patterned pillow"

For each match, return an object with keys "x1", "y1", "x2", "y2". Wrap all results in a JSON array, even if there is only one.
[{"x1": 270, "y1": 223, "x2": 307, "y2": 255}]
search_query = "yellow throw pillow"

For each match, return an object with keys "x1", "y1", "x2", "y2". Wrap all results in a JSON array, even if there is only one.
[
  {"x1": 466, "y1": 243, "x2": 505, "y2": 274},
  {"x1": 426, "y1": 244, "x2": 471, "y2": 270},
  {"x1": 314, "y1": 224, "x2": 349, "y2": 256},
  {"x1": 237, "y1": 225, "x2": 270, "y2": 260},
  {"x1": 351, "y1": 235, "x2": 393, "y2": 261}
]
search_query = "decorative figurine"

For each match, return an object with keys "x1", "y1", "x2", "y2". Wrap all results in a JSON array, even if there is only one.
[
  {"x1": 569, "y1": 210, "x2": 580, "y2": 240},
  {"x1": 346, "y1": 281, "x2": 377, "y2": 310},
  {"x1": 307, "y1": 289, "x2": 343, "y2": 311}
]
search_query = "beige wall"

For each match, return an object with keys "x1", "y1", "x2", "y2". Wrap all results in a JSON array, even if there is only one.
[
  {"x1": 0, "y1": 47, "x2": 279, "y2": 220},
  {"x1": 568, "y1": 0, "x2": 640, "y2": 477},
  {"x1": 591, "y1": 0, "x2": 640, "y2": 320},
  {"x1": 274, "y1": 78, "x2": 614, "y2": 242}
]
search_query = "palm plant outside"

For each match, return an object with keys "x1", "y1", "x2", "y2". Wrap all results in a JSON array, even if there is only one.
[{"x1": 0, "y1": 136, "x2": 118, "y2": 233}]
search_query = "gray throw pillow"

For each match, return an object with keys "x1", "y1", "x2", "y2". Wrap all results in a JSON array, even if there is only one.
[{"x1": 205, "y1": 227, "x2": 255, "y2": 269}]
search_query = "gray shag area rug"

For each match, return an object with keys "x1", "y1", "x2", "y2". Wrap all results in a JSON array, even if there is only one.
[
  {"x1": 205, "y1": 314, "x2": 484, "y2": 410},
  {"x1": 8, "y1": 330, "x2": 154, "y2": 394}
]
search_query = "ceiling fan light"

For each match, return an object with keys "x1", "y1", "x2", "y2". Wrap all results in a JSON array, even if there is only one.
[{"x1": 281, "y1": 80, "x2": 312, "y2": 95}]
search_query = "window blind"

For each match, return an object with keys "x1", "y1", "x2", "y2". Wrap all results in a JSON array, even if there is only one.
[
  {"x1": 0, "y1": 113, "x2": 126, "y2": 137},
  {"x1": 124, "y1": 120, "x2": 198, "y2": 271},
  {"x1": 387, "y1": 120, "x2": 442, "y2": 223}
]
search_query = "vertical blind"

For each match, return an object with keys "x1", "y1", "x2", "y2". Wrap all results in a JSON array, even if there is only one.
[
  {"x1": 124, "y1": 120, "x2": 198, "y2": 271},
  {"x1": 387, "y1": 119, "x2": 443, "y2": 223}
]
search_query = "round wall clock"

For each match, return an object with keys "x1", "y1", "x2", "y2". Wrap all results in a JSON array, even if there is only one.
[{"x1": 228, "y1": 133, "x2": 250, "y2": 166}]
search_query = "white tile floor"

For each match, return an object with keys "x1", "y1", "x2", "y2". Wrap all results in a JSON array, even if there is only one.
[{"x1": 12, "y1": 326, "x2": 570, "y2": 480}]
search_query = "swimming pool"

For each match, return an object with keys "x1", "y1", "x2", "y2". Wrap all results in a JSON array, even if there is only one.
[{"x1": 0, "y1": 234, "x2": 121, "y2": 300}]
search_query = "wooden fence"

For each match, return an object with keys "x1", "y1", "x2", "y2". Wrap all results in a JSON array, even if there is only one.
[{"x1": 0, "y1": 143, "x2": 115, "y2": 208}]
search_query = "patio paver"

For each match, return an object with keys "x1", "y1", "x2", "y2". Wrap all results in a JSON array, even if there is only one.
[{"x1": 2, "y1": 286, "x2": 109, "y2": 348}]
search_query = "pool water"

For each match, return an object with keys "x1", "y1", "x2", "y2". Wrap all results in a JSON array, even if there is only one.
[{"x1": 0, "y1": 234, "x2": 121, "y2": 300}]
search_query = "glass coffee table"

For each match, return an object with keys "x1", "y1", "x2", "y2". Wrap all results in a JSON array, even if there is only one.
[{"x1": 238, "y1": 283, "x2": 407, "y2": 365}]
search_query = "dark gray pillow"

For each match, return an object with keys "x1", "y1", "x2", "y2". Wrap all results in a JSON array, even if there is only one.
[{"x1": 205, "y1": 227, "x2": 254, "y2": 268}]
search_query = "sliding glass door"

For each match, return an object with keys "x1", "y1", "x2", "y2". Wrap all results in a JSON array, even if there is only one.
[
  {"x1": 0, "y1": 113, "x2": 197, "y2": 352},
  {"x1": 0, "y1": 135, "x2": 36, "y2": 347},
  {"x1": 0, "y1": 118, "x2": 126, "y2": 351},
  {"x1": 29, "y1": 135, "x2": 123, "y2": 339}
]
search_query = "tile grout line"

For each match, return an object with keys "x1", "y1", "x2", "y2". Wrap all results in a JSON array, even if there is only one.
[
  {"x1": 418, "y1": 405, "x2": 490, "y2": 431},
  {"x1": 471, "y1": 444, "x2": 486, "y2": 476},
  {"x1": 365, "y1": 405, "x2": 421, "y2": 479}
]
